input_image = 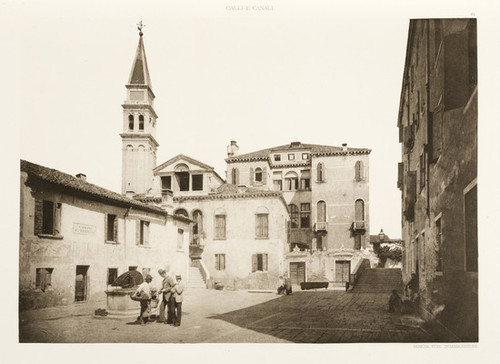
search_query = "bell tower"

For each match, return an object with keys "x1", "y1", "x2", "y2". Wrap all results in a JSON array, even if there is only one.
[{"x1": 120, "y1": 23, "x2": 159, "y2": 196}]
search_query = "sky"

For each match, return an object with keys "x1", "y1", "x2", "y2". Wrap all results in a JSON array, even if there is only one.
[
  {"x1": 4, "y1": 0, "x2": 500, "y2": 360},
  {"x1": 5, "y1": 0, "x2": 499, "y2": 240}
]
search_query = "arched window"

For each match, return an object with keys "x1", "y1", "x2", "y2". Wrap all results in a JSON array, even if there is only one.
[
  {"x1": 289, "y1": 204, "x2": 299, "y2": 228},
  {"x1": 255, "y1": 167, "x2": 263, "y2": 183},
  {"x1": 175, "y1": 209, "x2": 188, "y2": 217},
  {"x1": 355, "y1": 199, "x2": 365, "y2": 221},
  {"x1": 192, "y1": 210, "x2": 203, "y2": 245},
  {"x1": 231, "y1": 168, "x2": 239, "y2": 185},
  {"x1": 317, "y1": 201, "x2": 326, "y2": 222},
  {"x1": 317, "y1": 163, "x2": 324, "y2": 182},
  {"x1": 139, "y1": 115, "x2": 144, "y2": 130},
  {"x1": 355, "y1": 161, "x2": 363, "y2": 181},
  {"x1": 126, "y1": 144, "x2": 133, "y2": 151},
  {"x1": 128, "y1": 115, "x2": 134, "y2": 130}
]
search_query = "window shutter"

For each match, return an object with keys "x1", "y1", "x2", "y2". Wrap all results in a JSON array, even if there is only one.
[
  {"x1": 34, "y1": 198, "x2": 43, "y2": 235},
  {"x1": 263, "y1": 254, "x2": 268, "y2": 271},
  {"x1": 236, "y1": 168, "x2": 239, "y2": 185},
  {"x1": 136, "y1": 220, "x2": 140, "y2": 244},
  {"x1": 114, "y1": 216, "x2": 118, "y2": 242},
  {"x1": 263, "y1": 215, "x2": 268, "y2": 237},
  {"x1": 262, "y1": 167, "x2": 267, "y2": 184},
  {"x1": 144, "y1": 222, "x2": 149, "y2": 245},
  {"x1": 249, "y1": 168, "x2": 254, "y2": 185},
  {"x1": 104, "y1": 214, "x2": 108, "y2": 242},
  {"x1": 54, "y1": 203, "x2": 61, "y2": 235},
  {"x1": 252, "y1": 255, "x2": 257, "y2": 272},
  {"x1": 255, "y1": 215, "x2": 261, "y2": 237},
  {"x1": 222, "y1": 254, "x2": 226, "y2": 270}
]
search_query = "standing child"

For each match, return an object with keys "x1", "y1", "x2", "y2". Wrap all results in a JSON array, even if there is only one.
[{"x1": 171, "y1": 274, "x2": 185, "y2": 327}]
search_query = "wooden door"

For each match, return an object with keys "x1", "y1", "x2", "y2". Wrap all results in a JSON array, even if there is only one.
[
  {"x1": 290, "y1": 262, "x2": 305, "y2": 286},
  {"x1": 335, "y1": 261, "x2": 350, "y2": 283}
]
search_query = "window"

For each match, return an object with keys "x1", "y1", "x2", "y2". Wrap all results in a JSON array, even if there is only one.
[
  {"x1": 354, "y1": 235, "x2": 361, "y2": 250},
  {"x1": 215, "y1": 214, "x2": 226, "y2": 239},
  {"x1": 284, "y1": 172, "x2": 299, "y2": 191},
  {"x1": 107, "y1": 268, "x2": 118, "y2": 286},
  {"x1": 289, "y1": 204, "x2": 299, "y2": 228},
  {"x1": 175, "y1": 209, "x2": 188, "y2": 217},
  {"x1": 435, "y1": 217, "x2": 443, "y2": 272},
  {"x1": 255, "y1": 168, "x2": 263, "y2": 183},
  {"x1": 129, "y1": 266, "x2": 137, "y2": 271},
  {"x1": 176, "y1": 172, "x2": 189, "y2": 191},
  {"x1": 177, "y1": 229, "x2": 184, "y2": 250},
  {"x1": 192, "y1": 210, "x2": 203, "y2": 244},
  {"x1": 419, "y1": 152, "x2": 426, "y2": 190},
  {"x1": 128, "y1": 115, "x2": 134, "y2": 130},
  {"x1": 316, "y1": 235, "x2": 323, "y2": 251},
  {"x1": 161, "y1": 176, "x2": 172, "y2": 191},
  {"x1": 273, "y1": 172, "x2": 282, "y2": 191},
  {"x1": 105, "y1": 214, "x2": 118, "y2": 242},
  {"x1": 139, "y1": 115, "x2": 144, "y2": 130},
  {"x1": 300, "y1": 203, "x2": 310, "y2": 228},
  {"x1": 231, "y1": 168, "x2": 239, "y2": 185},
  {"x1": 355, "y1": 161, "x2": 363, "y2": 181},
  {"x1": 464, "y1": 184, "x2": 478, "y2": 272},
  {"x1": 355, "y1": 199, "x2": 365, "y2": 222},
  {"x1": 288, "y1": 153, "x2": 295, "y2": 160},
  {"x1": 256, "y1": 213, "x2": 269, "y2": 238},
  {"x1": 192, "y1": 174, "x2": 203, "y2": 191},
  {"x1": 302, "y1": 153, "x2": 309, "y2": 160},
  {"x1": 252, "y1": 254, "x2": 268, "y2": 272},
  {"x1": 137, "y1": 220, "x2": 149, "y2": 245},
  {"x1": 215, "y1": 254, "x2": 226, "y2": 271},
  {"x1": 34, "y1": 199, "x2": 61, "y2": 236},
  {"x1": 317, "y1": 163, "x2": 325, "y2": 182},
  {"x1": 274, "y1": 154, "x2": 281, "y2": 162},
  {"x1": 36, "y1": 268, "x2": 53, "y2": 291},
  {"x1": 317, "y1": 201, "x2": 326, "y2": 222},
  {"x1": 300, "y1": 177, "x2": 310, "y2": 190}
]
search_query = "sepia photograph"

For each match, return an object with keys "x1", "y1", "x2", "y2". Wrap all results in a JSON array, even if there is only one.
[{"x1": 4, "y1": 0, "x2": 500, "y2": 361}]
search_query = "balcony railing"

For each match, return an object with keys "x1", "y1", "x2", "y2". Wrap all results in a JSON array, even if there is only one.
[
  {"x1": 314, "y1": 222, "x2": 328, "y2": 232},
  {"x1": 352, "y1": 220, "x2": 367, "y2": 231}
]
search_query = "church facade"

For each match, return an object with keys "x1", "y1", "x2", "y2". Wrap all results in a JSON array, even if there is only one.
[{"x1": 120, "y1": 30, "x2": 374, "y2": 290}]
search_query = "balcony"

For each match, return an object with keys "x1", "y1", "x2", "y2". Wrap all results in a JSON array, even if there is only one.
[
  {"x1": 314, "y1": 222, "x2": 328, "y2": 232},
  {"x1": 352, "y1": 221, "x2": 367, "y2": 232}
]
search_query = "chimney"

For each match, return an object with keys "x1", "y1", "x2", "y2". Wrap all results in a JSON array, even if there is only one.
[
  {"x1": 75, "y1": 173, "x2": 87, "y2": 181},
  {"x1": 227, "y1": 140, "x2": 239, "y2": 157},
  {"x1": 342, "y1": 143, "x2": 347, "y2": 151}
]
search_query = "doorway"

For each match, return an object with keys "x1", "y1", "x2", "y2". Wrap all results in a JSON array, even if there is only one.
[
  {"x1": 289, "y1": 262, "x2": 306, "y2": 286},
  {"x1": 335, "y1": 261, "x2": 350, "y2": 283},
  {"x1": 75, "y1": 265, "x2": 89, "y2": 302}
]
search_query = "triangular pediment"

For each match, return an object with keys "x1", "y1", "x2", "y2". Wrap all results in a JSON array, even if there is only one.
[{"x1": 154, "y1": 154, "x2": 220, "y2": 176}]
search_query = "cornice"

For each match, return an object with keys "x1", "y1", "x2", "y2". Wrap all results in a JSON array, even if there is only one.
[{"x1": 119, "y1": 133, "x2": 160, "y2": 147}]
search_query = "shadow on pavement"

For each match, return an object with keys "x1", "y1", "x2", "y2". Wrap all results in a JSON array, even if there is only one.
[{"x1": 208, "y1": 291, "x2": 435, "y2": 343}]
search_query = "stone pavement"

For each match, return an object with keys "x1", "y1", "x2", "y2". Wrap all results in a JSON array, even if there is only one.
[{"x1": 19, "y1": 289, "x2": 435, "y2": 343}]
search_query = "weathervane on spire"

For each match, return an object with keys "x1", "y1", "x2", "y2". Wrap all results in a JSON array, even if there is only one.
[{"x1": 137, "y1": 21, "x2": 146, "y2": 36}]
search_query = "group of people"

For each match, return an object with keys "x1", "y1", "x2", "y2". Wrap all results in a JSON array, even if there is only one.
[
  {"x1": 388, "y1": 273, "x2": 419, "y2": 313},
  {"x1": 133, "y1": 268, "x2": 184, "y2": 326}
]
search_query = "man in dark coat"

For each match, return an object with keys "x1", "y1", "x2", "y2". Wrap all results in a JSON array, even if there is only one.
[{"x1": 158, "y1": 268, "x2": 175, "y2": 324}]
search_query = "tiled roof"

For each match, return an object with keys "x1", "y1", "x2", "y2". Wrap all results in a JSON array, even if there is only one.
[
  {"x1": 369, "y1": 234, "x2": 403, "y2": 244},
  {"x1": 21, "y1": 160, "x2": 166, "y2": 215},
  {"x1": 226, "y1": 142, "x2": 371, "y2": 163}
]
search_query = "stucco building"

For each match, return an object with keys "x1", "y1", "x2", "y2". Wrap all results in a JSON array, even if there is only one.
[
  {"x1": 225, "y1": 141, "x2": 372, "y2": 287},
  {"x1": 19, "y1": 160, "x2": 191, "y2": 310},
  {"x1": 397, "y1": 19, "x2": 477, "y2": 341},
  {"x1": 118, "y1": 30, "x2": 374, "y2": 290}
]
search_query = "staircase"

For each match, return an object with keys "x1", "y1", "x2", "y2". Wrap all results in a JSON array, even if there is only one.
[
  {"x1": 187, "y1": 266, "x2": 206, "y2": 289},
  {"x1": 351, "y1": 268, "x2": 403, "y2": 294}
]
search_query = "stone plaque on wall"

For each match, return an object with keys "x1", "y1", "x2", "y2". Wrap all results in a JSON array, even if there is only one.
[{"x1": 73, "y1": 223, "x2": 96, "y2": 235}]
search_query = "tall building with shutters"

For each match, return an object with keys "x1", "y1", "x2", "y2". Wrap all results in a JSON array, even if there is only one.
[{"x1": 397, "y1": 19, "x2": 477, "y2": 341}]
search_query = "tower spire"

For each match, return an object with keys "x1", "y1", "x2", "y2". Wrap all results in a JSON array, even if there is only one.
[{"x1": 127, "y1": 21, "x2": 153, "y2": 92}]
